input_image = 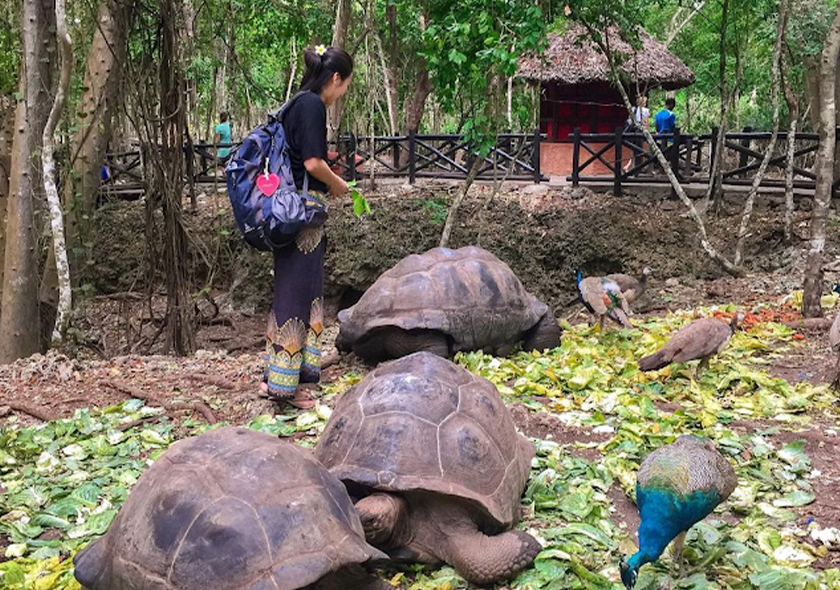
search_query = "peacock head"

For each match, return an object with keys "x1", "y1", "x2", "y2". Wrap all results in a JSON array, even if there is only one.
[
  {"x1": 731, "y1": 310, "x2": 746, "y2": 330},
  {"x1": 620, "y1": 559, "x2": 637, "y2": 589},
  {"x1": 832, "y1": 283, "x2": 840, "y2": 296},
  {"x1": 642, "y1": 267, "x2": 652, "y2": 277},
  {"x1": 576, "y1": 269, "x2": 583, "y2": 285}
]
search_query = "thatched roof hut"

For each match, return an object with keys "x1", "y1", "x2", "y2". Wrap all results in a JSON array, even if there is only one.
[
  {"x1": 518, "y1": 25, "x2": 695, "y2": 176},
  {"x1": 518, "y1": 25, "x2": 695, "y2": 90}
]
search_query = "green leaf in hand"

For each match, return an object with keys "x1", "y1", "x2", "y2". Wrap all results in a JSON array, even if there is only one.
[{"x1": 348, "y1": 182, "x2": 371, "y2": 218}]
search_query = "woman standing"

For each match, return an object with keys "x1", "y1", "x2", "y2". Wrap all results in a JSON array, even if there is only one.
[
  {"x1": 623, "y1": 95, "x2": 650, "y2": 173},
  {"x1": 261, "y1": 46, "x2": 353, "y2": 409}
]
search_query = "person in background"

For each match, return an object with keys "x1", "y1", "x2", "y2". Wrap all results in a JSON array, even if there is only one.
[
  {"x1": 259, "y1": 45, "x2": 353, "y2": 409},
  {"x1": 655, "y1": 98, "x2": 677, "y2": 135},
  {"x1": 214, "y1": 112, "x2": 232, "y2": 161},
  {"x1": 623, "y1": 95, "x2": 650, "y2": 173}
]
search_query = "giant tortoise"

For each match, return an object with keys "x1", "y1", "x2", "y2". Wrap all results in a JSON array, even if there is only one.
[
  {"x1": 314, "y1": 352, "x2": 541, "y2": 585},
  {"x1": 336, "y1": 246, "x2": 560, "y2": 362},
  {"x1": 73, "y1": 427, "x2": 388, "y2": 590}
]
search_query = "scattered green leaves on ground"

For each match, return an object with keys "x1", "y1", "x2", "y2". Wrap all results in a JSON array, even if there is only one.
[{"x1": 2, "y1": 310, "x2": 839, "y2": 589}]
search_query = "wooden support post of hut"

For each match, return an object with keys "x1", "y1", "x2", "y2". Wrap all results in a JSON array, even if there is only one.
[{"x1": 517, "y1": 25, "x2": 695, "y2": 181}]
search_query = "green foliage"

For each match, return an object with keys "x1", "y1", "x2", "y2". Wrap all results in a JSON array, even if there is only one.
[
  {"x1": 0, "y1": 0, "x2": 20, "y2": 97},
  {"x1": 421, "y1": 0, "x2": 549, "y2": 150},
  {"x1": 417, "y1": 197, "x2": 448, "y2": 225}
]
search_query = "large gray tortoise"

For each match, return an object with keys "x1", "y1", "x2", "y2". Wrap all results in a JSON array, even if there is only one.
[
  {"x1": 73, "y1": 427, "x2": 389, "y2": 590},
  {"x1": 315, "y1": 352, "x2": 541, "y2": 586},
  {"x1": 336, "y1": 246, "x2": 561, "y2": 363}
]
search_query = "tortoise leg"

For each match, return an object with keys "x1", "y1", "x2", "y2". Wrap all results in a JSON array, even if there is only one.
[
  {"x1": 521, "y1": 312, "x2": 562, "y2": 352},
  {"x1": 439, "y1": 528, "x2": 542, "y2": 585},
  {"x1": 696, "y1": 356, "x2": 711, "y2": 378}
]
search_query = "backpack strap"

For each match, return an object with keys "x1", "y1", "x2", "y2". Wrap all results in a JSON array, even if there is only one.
[{"x1": 270, "y1": 91, "x2": 315, "y2": 194}]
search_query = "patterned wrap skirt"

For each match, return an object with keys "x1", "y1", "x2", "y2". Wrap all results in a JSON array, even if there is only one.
[{"x1": 264, "y1": 222, "x2": 325, "y2": 398}]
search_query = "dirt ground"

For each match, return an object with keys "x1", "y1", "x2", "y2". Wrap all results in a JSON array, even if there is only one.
[{"x1": 3, "y1": 185, "x2": 840, "y2": 577}]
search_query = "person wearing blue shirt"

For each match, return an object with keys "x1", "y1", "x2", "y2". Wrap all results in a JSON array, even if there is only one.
[
  {"x1": 654, "y1": 98, "x2": 677, "y2": 134},
  {"x1": 214, "y1": 112, "x2": 232, "y2": 159}
]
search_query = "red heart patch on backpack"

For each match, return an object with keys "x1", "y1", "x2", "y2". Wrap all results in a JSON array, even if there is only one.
[{"x1": 256, "y1": 172, "x2": 280, "y2": 196}]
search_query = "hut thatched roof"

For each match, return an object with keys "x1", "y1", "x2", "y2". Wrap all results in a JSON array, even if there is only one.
[{"x1": 518, "y1": 25, "x2": 695, "y2": 90}]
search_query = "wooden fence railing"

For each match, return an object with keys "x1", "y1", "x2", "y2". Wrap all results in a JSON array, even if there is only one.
[
  {"x1": 98, "y1": 131, "x2": 547, "y2": 199},
  {"x1": 569, "y1": 126, "x2": 834, "y2": 196}
]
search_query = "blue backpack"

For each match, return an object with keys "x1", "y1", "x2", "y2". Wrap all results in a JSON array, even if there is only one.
[{"x1": 225, "y1": 92, "x2": 327, "y2": 251}]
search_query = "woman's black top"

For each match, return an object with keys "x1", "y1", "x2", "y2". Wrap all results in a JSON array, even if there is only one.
[{"x1": 283, "y1": 91, "x2": 329, "y2": 194}]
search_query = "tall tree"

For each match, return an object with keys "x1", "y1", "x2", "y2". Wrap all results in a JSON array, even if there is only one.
[
  {"x1": 40, "y1": 0, "x2": 134, "y2": 316},
  {"x1": 157, "y1": 0, "x2": 195, "y2": 353},
  {"x1": 0, "y1": 0, "x2": 55, "y2": 362},
  {"x1": 327, "y1": 0, "x2": 352, "y2": 143},
  {"x1": 41, "y1": 0, "x2": 72, "y2": 344},
  {"x1": 802, "y1": 1, "x2": 840, "y2": 318},
  {"x1": 0, "y1": 97, "x2": 14, "y2": 294},
  {"x1": 427, "y1": 0, "x2": 547, "y2": 247},
  {"x1": 733, "y1": 0, "x2": 788, "y2": 267}
]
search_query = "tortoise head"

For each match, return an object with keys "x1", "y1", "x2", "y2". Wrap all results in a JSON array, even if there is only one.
[{"x1": 355, "y1": 493, "x2": 408, "y2": 547}]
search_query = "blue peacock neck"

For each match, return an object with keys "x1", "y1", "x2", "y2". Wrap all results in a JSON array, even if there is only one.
[{"x1": 627, "y1": 516, "x2": 673, "y2": 576}]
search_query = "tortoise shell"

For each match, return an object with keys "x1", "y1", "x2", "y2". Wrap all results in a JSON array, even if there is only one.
[
  {"x1": 315, "y1": 352, "x2": 535, "y2": 527},
  {"x1": 337, "y1": 246, "x2": 548, "y2": 352},
  {"x1": 73, "y1": 427, "x2": 386, "y2": 590}
]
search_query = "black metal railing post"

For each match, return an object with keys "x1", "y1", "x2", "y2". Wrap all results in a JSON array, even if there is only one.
[
  {"x1": 532, "y1": 128, "x2": 541, "y2": 183},
  {"x1": 614, "y1": 127, "x2": 623, "y2": 196},
  {"x1": 408, "y1": 128, "x2": 417, "y2": 184},
  {"x1": 571, "y1": 127, "x2": 581, "y2": 187}
]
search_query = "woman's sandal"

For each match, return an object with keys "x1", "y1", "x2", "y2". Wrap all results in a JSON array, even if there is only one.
[{"x1": 259, "y1": 382, "x2": 317, "y2": 410}]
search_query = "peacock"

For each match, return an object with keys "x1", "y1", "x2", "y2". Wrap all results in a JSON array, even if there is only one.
[
  {"x1": 638, "y1": 311, "x2": 745, "y2": 376},
  {"x1": 620, "y1": 435, "x2": 737, "y2": 589},
  {"x1": 576, "y1": 270, "x2": 633, "y2": 331},
  {"x1": 830, "y1": 284, "x2": 840, "y2": 388},
  {"x1": 607, "y1": 267, "x2": 652, "y2": 304}
]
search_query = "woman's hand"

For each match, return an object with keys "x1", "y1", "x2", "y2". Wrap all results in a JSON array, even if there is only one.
[{"x1": 329, "y1": 176, "x2": 349, "y2": 197}]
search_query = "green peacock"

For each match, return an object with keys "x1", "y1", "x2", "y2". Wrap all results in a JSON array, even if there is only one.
[
  {"x1": 576, "y1": 270, "x2": 633, "y2": 331},
  {"x1": 621, "y1": 435, "x2": 737, "y2": 589}
]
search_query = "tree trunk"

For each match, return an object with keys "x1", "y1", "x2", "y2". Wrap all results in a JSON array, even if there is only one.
[
  {"x1": 42, "y1": 0, "x2": 72, "y2": 345},
  {"x1": 371, "y1": 1, "x2": 400, "y2": 136},
  {"x1": 439, "y1": 75, "x2": 503, "y2": 248},
  {"x1": 0, "y1": 0, "x2": 55, "y2": 362},
  {"x1": 706, "y1": 0, "x2": 729, "y2": 208},
  {"x1": 733, "y1": 0, "x2": 788, "y2": 267},
  {"x1": 404, "y1": 65, "x2": 431, "y2": 133},
  {"x1": 326, "y1": 0, "x2": 352, "y2": 143},
  {"x1": 802, "y1": 2, "x2": 840, "y2": 318},
  {"x1": 183, "y1": 0, "x2": 199, "y2": 137},
  {"x1": 159, "y1": 0, "x2": 195, "y2": 354},
  {"x1": 43, "y1": 0, "x2": 132, "y2": 305},
  {"x1": 782, "y1": 53, "x2": 799, "y2": 244},
  {"x1": 0, "y1": 98, "x2": 15, "y2": 295},
  {"x1": 439, "y1": 156, "x2": 482, "y2": 248},
  {"x1": 804, "y1": 59, "x2": 821, "y2": 131}
]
